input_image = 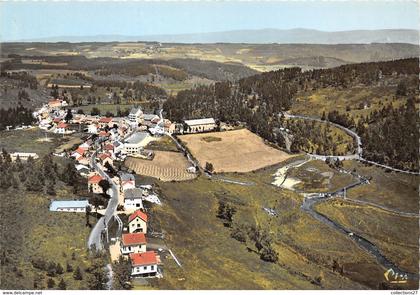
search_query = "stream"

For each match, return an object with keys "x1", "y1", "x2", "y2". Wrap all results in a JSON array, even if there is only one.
[{"x1": 275, "y1": 159, "x2": 417, "y2": 281}]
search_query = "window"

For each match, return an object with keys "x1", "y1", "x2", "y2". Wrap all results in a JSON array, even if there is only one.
[
  {"x1": 151, "y1": 265, "x2": 154, "y2": 270},
  {"x1": 128, "y1": 246, "x2": 131, "y2": 251},
  {"x1": 143, "y1": 266, "x2": 147, "y2": 270}
]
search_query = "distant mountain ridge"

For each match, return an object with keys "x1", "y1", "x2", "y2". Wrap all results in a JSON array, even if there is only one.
[{"x1": 8, "y1": 28, "x2": 419, "y2": 44}]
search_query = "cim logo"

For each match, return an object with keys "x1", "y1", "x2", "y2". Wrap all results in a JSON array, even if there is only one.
[{"x1": 384, "y1": 268, "x2": 408, "y2": 284}]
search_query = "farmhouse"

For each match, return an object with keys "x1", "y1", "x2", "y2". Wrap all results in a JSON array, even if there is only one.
[
  {"x1": 124, "y1": 188, "x2": 144, "y2": 211},
  {"x1": 55, "y1": 122, "x2": 69, "y2": 134},
  {"x1": 98, "y1": 117, "x2": 113, "y2": 129},
  {"x1": 129, "y1": 251, "x2": 159, "y2": 277},
  {"x1": 119, "y1": 172, "x2": 136, "y2": 191},
  {"x1": 98, "y1": 153, "x2": 113, "y2": 167},
  {"x1": 129, "y1": 108, "x2": 143, "y2": 124},
  {"x1": 123, "y1": 132, "x2": 150, "y2": 157},
  {"x1": 72, "y1": 147, "x2": 87, "y2": 160},
  {"x1": 88, "y1": 174, "x2": 104, "y2": 194},
  {"x1": 121, "y1": 232, "x2": 147, "y2": 255},
  {"x1": 184, "y1": 118, "x2": 216, "y2": 133},
  {"x1": 98, "y1": 131, "x2": 110, "y2": 138},
  {"x1": 87, "y1": 124, "x2": 99, "y2": 134},
  {"x1": 10, "y1": 152, "x2": 39, "y2": 161},
  {"x1": 48, "y1": 99, "x2": 67, "y2": 108},
  {"x1": 128, "y1": 210, "x2": 148, "y2": 233},
  {"x1": 49, "y1": 200, "x2": 90, "y2": 212}
]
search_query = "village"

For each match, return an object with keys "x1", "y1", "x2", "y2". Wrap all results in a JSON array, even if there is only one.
[{"x1": 27, "y1": 97, "x2": 221, "y2": 280}]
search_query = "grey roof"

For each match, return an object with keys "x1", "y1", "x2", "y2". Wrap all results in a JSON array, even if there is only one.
[
  {"x1": 129, "y1": 107, "x2": 142, "y2": 115},
  {"x1": 113, "y1": 141, "x2": 122, "y2": 147},
  {"x1": 184, "y1": 118, "x2": 215, "y2": 126},
  {"x1": 120, "y1": 172, "x2": 135, "y2": 182},
  {"x1": 49, "y1": 200, "x2": 89, "y2": 211},
  {"x1": 125, "y1": 132, "x2": 149, "y2": 145},
  {"x1": 124, "y1": 188, "x2": 143, "y2": 199},
  {"x1": 143, "y1": 114, "x2": 159, "y2": 121}
]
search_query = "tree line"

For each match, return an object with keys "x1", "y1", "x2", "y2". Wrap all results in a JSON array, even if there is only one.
[
  {"x1": 164, "y1": 58, "x2": 418, "y2": 162},
  {"x1": 0, "y1": 105, "x2": 35, "y2": 130}
]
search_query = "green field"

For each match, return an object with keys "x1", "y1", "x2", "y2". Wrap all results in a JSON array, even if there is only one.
[
  {"x1": 315, "y1": 199, "x2": 419, "y2": 274},
  {"x1": 291, "y1": 86, "x2": 408, "y2": 123},
  {"x1": 0, "y1": 128, "x2": 82, "y2": 157},
  {"x1": 288, "y1": 160, "x2": 355, "y2": 193},
  {"x1": 0, "y1": 131, "x2": 100, "y2": 290},
  {"x1": 135, "y1": 164, "x2": 392, "y2": 289},
  {"x1": 144, "y1": 135, "x2": 180, "y2": 152},
  {"x1": 342, "y1": 161, "x2": 419, "y2": 213}
]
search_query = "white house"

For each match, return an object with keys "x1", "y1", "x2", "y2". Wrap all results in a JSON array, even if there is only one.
[
  {"x1": 121, "y1": 232, "x2": 147, "y2": 255},
  {"x1": 119, "y1": 173, "x2": 136, "y2": 191},
  {"x1": 184, "y1": 118, "x2": 216, "y2": 133},
  {"x1": 128, "y1": 210, "x2": 148, "y2": 233},
  {"x1": 49, "y1": 200, "x2": 90, "y2": 212},
  {"x1": 98, "y1": 117, "x2": 113, "y2": 129},
  {"x1": 88, "y1": 174, "x2": 104, "y2": 194},
  {"x1": 55, "y1": 122, "x2": 70, "y2": 134},
  {"x1": 87, "y1": 124, "x2": 99, "y2": 134},
  {"x1": 129, "y1": 108, "x2": 143, "y2": 125},
  {"x1": 124, "y1": 188, "x2": 144, "y2": 210},
  {"x1": 130, "y1": 251, "x2": 159, "y2": 277}
]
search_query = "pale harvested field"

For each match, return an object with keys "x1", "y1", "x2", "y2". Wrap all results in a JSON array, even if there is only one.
[
  {"x1": 179, "y1": 129, "x2": 293, "y2": 173},
  {"x1": 125, "y1": 151, "x2": 196, "y2": 182}
]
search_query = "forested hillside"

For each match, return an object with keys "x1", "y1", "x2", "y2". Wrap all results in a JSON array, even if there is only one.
[{"x1": 164, "y1": 58, "x2": 419, "y2": 170}]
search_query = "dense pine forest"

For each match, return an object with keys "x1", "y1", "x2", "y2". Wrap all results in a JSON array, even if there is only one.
[
  {"x1": 0, "y1": 105, "x2": 35, "y2": 130},
  {"x1": 164, "y1": 58, "x2": 419, "y2": 170}
]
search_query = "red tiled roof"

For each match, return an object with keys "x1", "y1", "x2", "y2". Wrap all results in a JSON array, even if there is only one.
[
  {"x1": 76, "y1": 156, "x2": 86, "y2": 162},
  {"x1": 98, "y1": 131, "x2": 110, "y2": 137},
  {"x1": 129, "y1": 251, "x2": 157, "y2": 266},
  {"x1": 104, "y1": 144, "x2": 114, "y2": 151},
  {"x1": 75, "y1": 147, "x2": 87, "y2": 155},
  {"x1": 128, "y1": 210, "x2": 148, "y2": 223},
  {"x1": 122, "y1": 232, "x2": 146, "y2": 246},
  {"x1": 88, "y1": 174, "x2": 103, "y2": 184},
  {"x1": 57, "y1": 122, "x2": 68, "y2": 128},
  {"x1": 98, "y1": 153, "x2": 111, "y2": 160},
  {"x1": 53, "y1": 118, "x2": 61, "y2": 123},
  {"x1": 99, "y1": 117, "x2": 112, "y2": 123}
]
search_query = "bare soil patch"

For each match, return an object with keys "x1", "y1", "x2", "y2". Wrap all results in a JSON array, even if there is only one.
[{"x1": 179, "y1": 129, "x2": 293, "y2": 173}]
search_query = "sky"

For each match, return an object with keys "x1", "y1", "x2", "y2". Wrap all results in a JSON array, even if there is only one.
[{"x1": 0, "y1": 1, "x2": 419, "y2": 41}]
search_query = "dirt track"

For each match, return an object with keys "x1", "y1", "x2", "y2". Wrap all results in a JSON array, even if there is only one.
[{"x1": 179, "y1": 129, "x2": 293, "y2": 173}]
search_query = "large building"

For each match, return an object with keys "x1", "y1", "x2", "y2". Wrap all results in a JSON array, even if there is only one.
[
  {"x1": 129, "y1": 108, "x2": 144, "y2": 125},
  {"x1": 123, "y1": 132, "x2": 150, "y2": 157},
  {"x1": 49, "y1": 200, "x2": 90, "y2": 212},
  {"x1": 184, "y1": 118, "x2": 216, "y2": 133}
]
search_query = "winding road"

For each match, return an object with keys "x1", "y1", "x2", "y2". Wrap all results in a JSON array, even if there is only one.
[
  {"x1": 87, "y1": 147, "x2": 120, "y2": 251},
  {"x1": 284, "y1": 113, "x2": 419, "y2": 175},
  {"x1": 277, "y1": 158, "x2": 418, "y2": 281}
]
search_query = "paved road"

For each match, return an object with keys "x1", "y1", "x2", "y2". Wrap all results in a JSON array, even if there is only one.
[
  {"x1": 299, "y1": 166, "x2": 417, "y2": 280},
  {"x1": 301, "y1": 193, "x2": 417, "y2": 280},
  {"x1": 87, "y1": 148, "x2": 120, "y2": 251},
  {"x1": 284, "y1": 113, "x2": 419, "y2": 175}
]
